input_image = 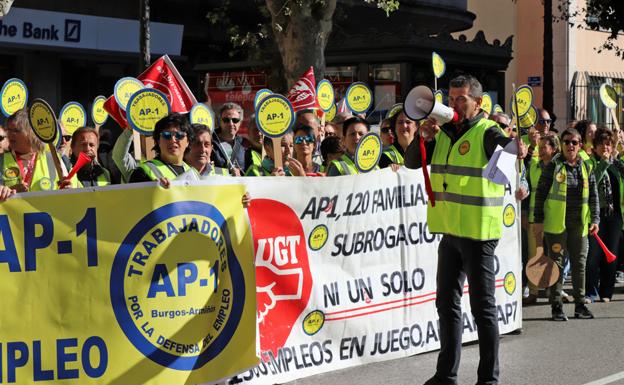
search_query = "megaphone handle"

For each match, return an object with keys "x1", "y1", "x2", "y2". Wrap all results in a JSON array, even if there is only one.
[{"x1": 419, "y1": 135, "x2": 435, "y2": 207}]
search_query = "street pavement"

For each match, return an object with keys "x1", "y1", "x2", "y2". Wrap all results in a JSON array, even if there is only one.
[{"x1": 287, "y1": 285, "x2": 624, "y2": 385}]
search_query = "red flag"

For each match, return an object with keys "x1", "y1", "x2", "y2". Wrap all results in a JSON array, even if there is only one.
[
  {"x1": 286, "y1": 66, "x2": 319, "y2": 113},
  {"x1": 104, "y1": 55, "x2": 197, "y2": 127},
  {"x1": 337, "y1": 98, "x2": 349, "y2": 114}
]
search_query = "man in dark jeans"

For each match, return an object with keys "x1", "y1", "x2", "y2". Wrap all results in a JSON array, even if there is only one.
[{"x1": 405, "y1": 75, "x2": 527, "y2": 385}]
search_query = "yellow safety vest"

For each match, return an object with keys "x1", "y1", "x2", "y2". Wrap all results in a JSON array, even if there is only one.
[
  {"x1": 0, "y1": 152, "x2": 78, "y2": 191},
  {"x1": 382, "y1": 145, "x2": 404, "y2": 165},
  {"x1": 428, "y1": 118, "x2": 506, "y2": 240},
  {"x1": 328, "y1": 154, "x2": 359, "y2": 175},
  {"x1": 138, "y1": 159, "x2": 197, "y2": 181}
]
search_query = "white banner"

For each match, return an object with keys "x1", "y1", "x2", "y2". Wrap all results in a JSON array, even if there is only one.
[{"x1": 225, "y1": 167, "x2": 521, "y2": 384}]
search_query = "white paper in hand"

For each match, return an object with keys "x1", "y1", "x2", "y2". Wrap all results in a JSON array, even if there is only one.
[{"x1": 484, "y1": 141, "x2": 518, "y2": 185}]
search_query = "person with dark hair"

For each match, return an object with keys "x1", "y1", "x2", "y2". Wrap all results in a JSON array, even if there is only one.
[
  {"x1": 326, "y1": 116, "x2": 370, "y2": 176},
  {"x1": 245, "y1": 133, "x2": 295, "y2": 176},
  {"x1": 406, "y1": 74, "x2": 527, "y2": 385},
  {"x1": 129, "y1": 113, "x2": 198, "y2": 183},
  {"x1": 379, "y1": 108, "x2": 416, "y2": 168},
  {"x1": 585, "y1": 128, "x2": 623, "y2": 302},
  {"x1": 185, "y1": 124, "x2": 230, "y2": 177},
  {"x1": 211, "y1": 102, "x2": 246, "y2": 174},
  {"x1": 574, "y1": 119, "x2": 597, "y2": 160},
  {"x1": 244, "y1": 114, "x2": 263, "y2": 173},
  {"x1": 292, "y1": 123, "x2": 322, "y2": 174},
  {"x1": 378, "y1": 118, "x2": 394, "y2": 150},
  {"x1": 533, "y1": 128, "x2": 599, "y2": 321},
  {"x1": 320, "y1": 136, "x2": 345, "y2": 172},
  {"x1": 297, "y1": 109, "x2": 322, "y2": 165},
  {"x1": 70, "y1": 126, "x2": 112, "y2": 186}
]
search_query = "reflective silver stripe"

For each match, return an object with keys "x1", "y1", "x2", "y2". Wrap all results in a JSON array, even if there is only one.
[
  {"x1": 144, "y1": 162, "x2": 165, "y2": 180},
  {"x1": 434, "y1": 192, "x2": 504, "y2": 207},
  {"x1": 338, "y1": 161, "x2": 355, "y2": 175},
  {"x1": 430, "y1": 164, "x2": 484, "y2": 177},
  {"x1": 44, "y1": 152, "x2": 57, "y2": 183}
]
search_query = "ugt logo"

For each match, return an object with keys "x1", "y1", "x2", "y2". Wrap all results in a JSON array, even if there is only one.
[{"x1": 247, "y1": 199, "x2": 313, "y2": 356}]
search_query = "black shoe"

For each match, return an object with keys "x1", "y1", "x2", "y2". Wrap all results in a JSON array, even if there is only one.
[
  {"x1": 574, "y1": 304, "x2": 594, "y2": 319},
  {"x1": 551, "y1": 304, "x2": 568, "y2": 321}
]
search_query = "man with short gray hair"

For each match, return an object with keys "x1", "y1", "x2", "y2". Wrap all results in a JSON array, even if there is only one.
[{"x1": 211, "y1": 102, "x2": 246, "y2": 174}]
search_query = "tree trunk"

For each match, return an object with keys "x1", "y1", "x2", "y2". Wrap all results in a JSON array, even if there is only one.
[
  {"x1": 140, "y1": 0, "x2": 151, "y2": 71},
  {"x1": 266, "y1": 0, "x2": 337, "y2": 91},
  {"x1": 0, "y1": 0, "x2": 13, "y2": 19},
  {"x1": 543, "y1": 0, "x2": 554, "y2": 113}
]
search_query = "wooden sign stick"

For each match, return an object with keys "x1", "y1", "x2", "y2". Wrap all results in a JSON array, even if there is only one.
[
  {"x1": 48, "y1": 143, "x2": 66, "y2": 178},
  {"x1": 610, "y1": 108, "x2": 620, "y2": 131},
  {"x1": 133, "y1": 130, "x2": 142, "y2": 160},
  {"x1": 272, "y1": 137, "x2": 283, "y2": 169}
]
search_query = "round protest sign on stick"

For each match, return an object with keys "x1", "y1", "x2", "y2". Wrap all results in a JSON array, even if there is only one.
[
  {"x1": 1, "y1": 78, "x2": 28, "y2": 117},
  {"x1": 481, "y1": 93, "x2": 493, "y2": 115},
  {"x1": 432, "y1": 52, "x2": 446, "y2": 79},
  {"x1": 354, "y1": 132, "x2": 382, "y2": 173},
  {"x1": 91, "y1": 95, "x2": 109, "y2": 129},
  {"x1": 600, "y1": 83, "x2": 620, "y2": 130},
  {"x1": 189, "y1": 103, "x2": 215, "y2": 130},
  {"x1": 493, "y1": 104, "x2": 504, "y2": 114},
  {"x1": 126, "y1": 89, "x2": 171, "y2": 136},
  {"x1": 386, "y1": 103, "x2": 403, "y2": 119},
  {"x1": 434, "y1": 91, "x2": 444, "y2": 105},
  {"x1": 326, "y1": 102, "x2": 337, "y2": 123},
  {"x1": 526, "y1": 247, "x2": 560, "y2": 288},
  {"x1": 59, "y1": 102, "x2": 87, "y2": 135},
  {"x1": 316, "y1": 80, "x2": 334, "y2": 113},
  {"x1": 345, "y1": 82, "x2": 373, "y2": 115},
  {"x1": 519, "y1": 105, "x2": 538, "y2": 129},
  {"x1": 28, "y1": 99, "x2": 65, "y2": 178},
  {"x1": 255, "y1": 94, "x2": 295, "y2": 169},
  {"x1": 114, "y1": 77, "x2": 144, "y2": 111},
  {"x1": 254, "y1": 89, "x2": 273, "y2": 110},
  {"x1": 510, "y1": 85, "x2": 533, "y2": 118}
]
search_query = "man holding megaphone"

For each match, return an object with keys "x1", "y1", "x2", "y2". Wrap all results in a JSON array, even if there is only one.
[{"x1": 405, "y1": 75, "x2": 527, "y2": 385}]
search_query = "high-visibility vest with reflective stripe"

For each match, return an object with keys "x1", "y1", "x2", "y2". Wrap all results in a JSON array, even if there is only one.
[
  {"x1": 428, "y1": 118, "x2": 506, "y2": 240},
  {"x1": 78, "y1": 167, "x2": 111, "y2": 187},
  {"x1": 544, "y1": 158, "x2": 591, "y2": 235},
  {"x1": 138, "y1": 159, "x2": 196, "y2": 181},
  {"x1": 528, "y1": 158, "x2": 543, "y2": 223},
  {"x1": 251, "y1": 150, "x2": 262, "y2": 167},
  {"x1": 329, "y1": 154, "x2": 358, "y2": 175},
  {"x1": 200, "y1": 165, "x2": 229, "y2": 177},
  {"x1": 382, "y1": 145, "x2": 404, "y2": 165},
  {"x1": 0, "y1": 151, "x2": 77, "y2": 191}
]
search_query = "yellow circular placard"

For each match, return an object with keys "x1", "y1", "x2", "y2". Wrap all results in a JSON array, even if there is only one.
[
  {"x1": 317, "y1": 80, "x2": 335, "y2": 112},
  {"x1": 493, "y1": 104, "x2": 504, "y2": 114},
  {"x1": 127, "y1": 89, "x2": 171, "y2": 136},
  {"x1": 1, "y1": 78, "x2": 28, "y2": 117},
  {"x1": 302, "y1": 310, "x2": 325, "y2": 336},
  {"x1": 519, "y1": 105, "x2": 538, "y2": 129},
  {"x1": 386, "y1": 103, "x2": 403, "y2": 119},
  {"x1": 253, "y1": 89, "x2": 273, "y2": 110},
  {"x1": 308, "y1": 225, "x2": 329, "y2": 251},
  {"x1": 115, "y1": 77, "x2": 144, "y2": 111},
  {"x1": 432, "y1": 51, "x2": 446, "y2": 79},
  {"x1": 345, "y1": 82, "x2": 373, "y2": 114},
  {"x1": 503, "y1": 204, "x2": 516, "y2": 227},
  {"x1": 326, "y1": 102, "x2": 336, "y2": 122},
  {"x1": 59, "y1": 102, "x2": 87, "y2": 135},
  {"x1": 512, "y1": 85, "x2": 533, "y2": 117},
  {"x1": 189, "y1": 103, "x2": 214, "y2": 130},
  {"x1": 504, "y1": 272, "x2": 516, "y2": 295},
  {"x1": 28, "y1": 99, "x2": 57, "y2": 143},
  {"x1": 434, "y1": 91, "x2": 444, "y2": 105},
  {"x1": 599, "y1": 83, "x2": 618, "y2": 109},
  {"x1": 92, "y1": 95, "x2": 109, "y2": 126},
  {"x1": 355, "y1": 132, "x2": 381, "y2": 173},
  {"x1": 255, "y1": 95, "x2": 295, "y2": 138},
  {"x1": 481, "y1": 93, "x2": 493, "y2": 115}
]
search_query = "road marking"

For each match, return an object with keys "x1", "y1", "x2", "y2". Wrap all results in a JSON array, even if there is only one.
[{"x1": 583, "y1": 371, "x2": 624, "y2": 385}]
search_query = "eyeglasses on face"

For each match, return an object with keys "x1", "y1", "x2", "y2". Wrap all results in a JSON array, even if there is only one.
[
  {"x1": 0, "y1": 135, "x2": 6, "y2": 141},
  {"x1": 380, "y1": 127, "x2": 392, "y2": 134},
  {"x1": 221, "y1": 117, "x2": 241, "y2": 124},
  {"x1": 563, "y1": 139, "x2": 580, "y2": 146},
  {"x1": 160, "y1": 131, "x2": 187, "y2": 141},
  {"x1": 538, "y1": 119, "x2": 552, "y2": 124},
  {"x1": 294, "y1": 135, "x2": 315, "y2": 145},
  {"x1": 62, "y1": 135, "x2": 72, "y2": 142}
]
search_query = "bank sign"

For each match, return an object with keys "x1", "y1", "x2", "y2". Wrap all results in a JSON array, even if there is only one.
[{"x1": 0, "y1": 7, "x2": 183, "y2": 55}]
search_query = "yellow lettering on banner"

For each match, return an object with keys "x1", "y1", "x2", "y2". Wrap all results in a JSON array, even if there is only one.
[{"x1": 0, "y1": 184, "x2": 258, "y2": 384}]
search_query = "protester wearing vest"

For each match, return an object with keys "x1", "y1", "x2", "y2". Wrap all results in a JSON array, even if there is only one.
[
  {"x1": 244, "y1": 115, "x2": 263, "y2": 174},
  {"x1": 523, "y1": 133, "x2": 560, "y2": 305},
  {"x1": 130, "y1": 114, "x2": 199, "y2": 183},
  {"x1": 185, "y1": 124, "x2": 230, "y2": 178},
  {"x1": 0, "y1": 108, "x2": 77, "y2": 201},
  {"x1": 379, "y1": 109, "x2": 416, "y2": 168},
  {"x1": 211, "y1": 103, "x2": 246, "y2": 175},
  {"x1": 245, "y1": 133, "x2": 295, "y2": 177},
  {"x1": 70, "y1": 127, "x2": 112, "y2": 187},
  {"x1": 326, "y1": 116, "x2": 372, "y2": 176},
  {"x1": 575, "y1": 120, "x2": 597, "y2": 161},
  {"x1": 533, "y1": 128, "x2": 599, "y2": 321},
  {"x1": 406, "y1": 75, "x2": 528, "y2": 385},
  {"x1": 585, "y1": 129, "x2": 623, "y2": 303},
  {"x1": 320, "y1": 136, "x2": 344, "y2": 174},
  {"x1": 293, "y1": 124, "x2": 323, "y2": 175}
]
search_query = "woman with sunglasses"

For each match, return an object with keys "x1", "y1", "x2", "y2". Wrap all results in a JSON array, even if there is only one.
[
  {"x1": 129, "y1": 114, "x2": 198, "y2": 183},
  {"x1": 292, "y1": 124, "x2": 322, "y2": 175},
  {"x1": 211, "y1": 103, "x2": 246, "y2": 175},
  {"x1": 0, "y1": 108, "x2": 77, "y2": 201},
  {"x1": 533, "y1": 128, "x2": 599, "y2": 321},
  {"x1": 379, "y1": 109, "x2": 416, "y2": 168},
  {"x1": 378, "y1": 118, "x2": 394, "y2": 150},
  {"x1": 245, "y1": 133, "x2": 295, "y2": 176},
  {"x1": 0, "y1": 125, "x2": 9, "y2": 154}
]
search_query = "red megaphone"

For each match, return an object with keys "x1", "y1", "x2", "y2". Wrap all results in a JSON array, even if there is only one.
[
  {"x1": 65, "y1": 152, "x2": 92, "y2": 181},
  {"x1": 593, "y1": 233, "x2": 617, "y2": 263}
]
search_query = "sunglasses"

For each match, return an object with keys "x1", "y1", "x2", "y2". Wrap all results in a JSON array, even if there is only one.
[
  {"x1": 538, "y1": 119, "x2": 552, "y2": 124},
  {"x1": 380, "y1": 127, "x2": 392, "y2": 134},
  {"x1": 563, "y1": 139, "x2": 580, "y2": 146},
  {"x1": 294, "y1": 135, "x2": 315, "y2": 145},
  {"x1": 498, "y1": 123, "x2": 509, "y2": 129},
  {"x1": 160, "y1": 131, "x2": 187, "y2": 141},
  {"x1": 62, "y1": 135, "x2": 72, "y2": 142},
  {"x1": 0, "y1": 135, "x2": 5, "y2": 141},
  {"x1": 222, "y1": 117, "x2": 241, "y2": 124}
]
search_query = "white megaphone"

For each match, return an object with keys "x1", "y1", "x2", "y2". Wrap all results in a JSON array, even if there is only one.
[{"x1": 403, "y1": 85, "x2": 459, "y2": 124}]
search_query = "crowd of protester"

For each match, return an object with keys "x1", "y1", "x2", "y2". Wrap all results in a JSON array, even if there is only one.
[{"x1": 0, "y1": 94, "x2": 622, "y2": 322}]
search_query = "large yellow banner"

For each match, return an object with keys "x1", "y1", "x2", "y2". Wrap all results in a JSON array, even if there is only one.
[{"x1": 0, "y1": 183, "x2": 258, "y2": 384}]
